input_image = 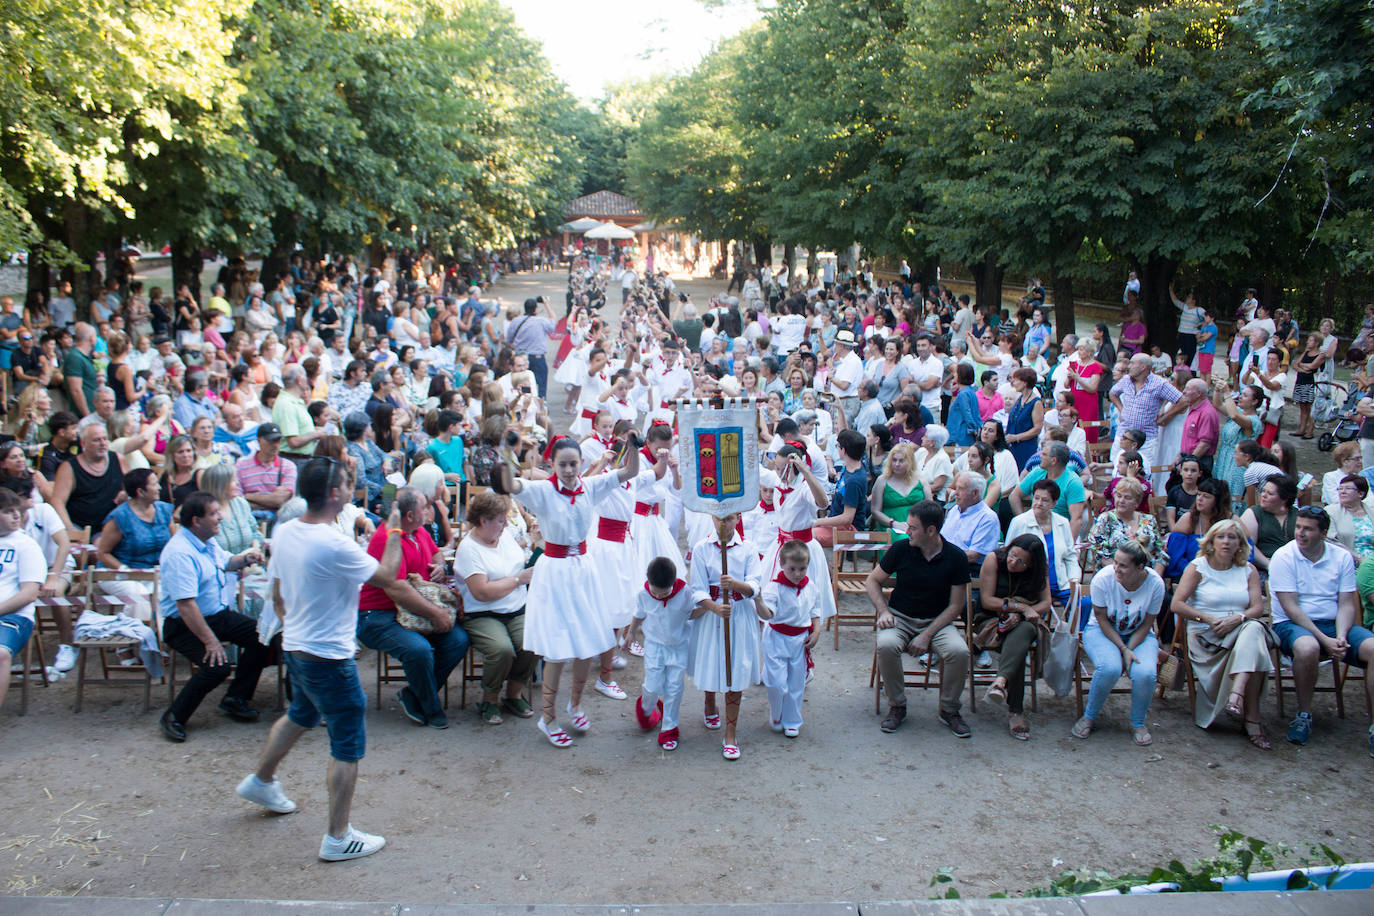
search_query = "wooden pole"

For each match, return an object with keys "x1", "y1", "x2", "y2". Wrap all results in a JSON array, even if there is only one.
[{"x1": 715, "y1": 514, "x2": 733, "y2": 684}]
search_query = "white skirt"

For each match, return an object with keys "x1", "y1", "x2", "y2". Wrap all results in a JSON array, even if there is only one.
[
  {"x1": 632, "y1": 512, "x2": 684, "y2": 581},
  {"x1": 522, "y1": 553, "x2": 616, "y2": 661},
  {"x1": 587, "y1": 530, "x2": 639, "y2": 629},
  {"x1": 688, "y1": 600, "x2": 762, "y2": 693},
  {"x1": 761, "y1": 535, "x2": 836, "y2": 621},
  {"x1": 554, "y1": 348, "x2": 587, "y2": 386}
]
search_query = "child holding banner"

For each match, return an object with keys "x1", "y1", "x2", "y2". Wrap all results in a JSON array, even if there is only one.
[{"x1": 688, "y1": 511, "x2": 767, "y2": 760}]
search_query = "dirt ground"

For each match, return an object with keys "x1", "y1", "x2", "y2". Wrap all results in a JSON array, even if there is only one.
[{"x1": 3, "y1": 269, "x2": 1371, "y2": 906}]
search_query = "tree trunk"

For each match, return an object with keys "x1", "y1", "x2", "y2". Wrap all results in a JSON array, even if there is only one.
[
  {"x1": 751, "y1": 237, "x2": 769, "y2": 267},
  {"x1": 169, "y1": 236, "x2": 205, "y2": 303},
  {"x1": 25, "y1": 249, "x2": 50, "y2": 313},
  {"x1": 1048, "y1": 270, "x2": 1076, "y2": 345},
  {"x1": 1134, "y1": 255, "x2": 1179, "y2": 355},
  {"x1": 969, "y1": 251, "x2": 1005, "y2": 319},
  {"x1": 260, "y1": 245, "x2": 294, "y2": 293},
  {"x1": 782, "y1": 243, "x2": 796, "y2": 279}
]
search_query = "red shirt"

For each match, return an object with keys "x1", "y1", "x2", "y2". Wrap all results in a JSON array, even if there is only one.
[{"x1": 357, "y1": 525, "x2": 437, "y2": 611}]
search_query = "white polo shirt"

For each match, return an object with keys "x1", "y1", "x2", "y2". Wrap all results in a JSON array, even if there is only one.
[
  {"x1": 828, "y1": 350, "x2": 863, "y2": 399},
  {"x1": 1269, "y1": 540, "x2": 1356, "y2": 625}
]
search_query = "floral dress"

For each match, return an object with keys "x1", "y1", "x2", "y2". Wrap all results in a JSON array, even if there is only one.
[
  {"x1": 1088, "y1": 511, "x2": 1163, "y2": 567},
  {"x1": 1212, "y1": 412, "x2": 1260, "y2": 500}
]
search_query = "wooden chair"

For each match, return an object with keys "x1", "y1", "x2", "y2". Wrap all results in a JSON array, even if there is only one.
[
  {"x1": 1071, "y1": 582, "x2": 1141, "y2": 717},
  {"x1": 829, "y1": 528, "x2": 889, "y2": 649},
  {"x1": 375, "y1": 649, "x2": 450, "y2": 710},
  {"x1": 1160, "y1": 611, "x2": 1198, "y2": 714},
  {"x1": 966, "y1": 590, "x2": 1039, "y2": 714},
  {"x1": 1272, "y1": 646, "x2": 1347, "y2": 720},
  {"x1": 460, "y1": 484, "x2": 491, "y2": 535},
  {"x1": 458, "y1": 647, "x2": 535, "y2": 710},
  {"x1": 871, "y1": 592, "x2": 968, "y2": 714},
  {"x1": 75, "y1": 569, "x2": 160, "y2": 713},
  {"x1": 1339, "y1": 663, "x2": 1372, "y2": 718},
  {"x1": 6, "y1": 620, "x2": 48, "y2": 715}
]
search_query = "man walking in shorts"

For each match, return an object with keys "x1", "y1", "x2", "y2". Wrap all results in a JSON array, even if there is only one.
[{"x1": 236, "y1": 458, "x2": 403, "y2": 861}]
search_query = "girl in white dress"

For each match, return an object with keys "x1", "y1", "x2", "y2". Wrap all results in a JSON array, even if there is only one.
[
  {"x1": 570, "y1": 349, "x2": 611, "y2": 438},
  {"x1": 688, "y1": 512, "x2": 767, "y2": 760},
  {"x1": 760, "y1": 445, "x2": 837, "y2": 622},
  {"x1": 497, "y1": 438, "x2": 641, "y2": 747},
  {"x1": 554, "y1": 310, "x2": 592, "y2": 411}
]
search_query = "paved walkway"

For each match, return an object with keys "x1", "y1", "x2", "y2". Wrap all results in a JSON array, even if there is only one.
[{"x1": 3, "y1": 890, "x2": 1371, "y2": 914}]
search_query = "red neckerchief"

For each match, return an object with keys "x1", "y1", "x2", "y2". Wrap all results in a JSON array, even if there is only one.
[
  {"x1": 776, "y1": 485, "x2": 793, "y2": 505},
  {"x1": 640, "y1": 446, "x2": 657, "y2": 463},
  {"x1": 759, "y1": 499, "x2": 775, "y2": 513},
  {"x1": 595, "y1": 434, "x2": 613, "y2": 449},
  {"x1": 773, "y1": 571, "x2": 808, "y2": 593},
  {"x1": 644, "y1": 579, "x2": 686, "y2": 605},
  {"x1": 615, "y1": 397, "x2": 628, "y2": 406},
  {"x1": 554, "y1": 479, "x2": 585, "y2": 504}
]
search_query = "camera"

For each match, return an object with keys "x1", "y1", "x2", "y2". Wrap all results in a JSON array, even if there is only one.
[{"x1": 503, "y1": 429, "x2": 520, "y2": 447}]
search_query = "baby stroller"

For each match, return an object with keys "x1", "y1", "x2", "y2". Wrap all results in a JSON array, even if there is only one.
[{"x1": 1315, "y1": 381, "x2": 1361, "y2": 451}]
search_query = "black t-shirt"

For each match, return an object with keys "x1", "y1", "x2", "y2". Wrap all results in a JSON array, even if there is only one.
[
  {"x1": 12, "y1": 346, "x2": 43, "y2": 379},
  {"x1": 40, "y1": 442, "x2": 78, "y2": 480},
  {"x1": 877, "y1": 536, "x2": 971, "y2": 620},
  {"x1": 1166, "y1": 484, "x2": 1197, "y2": 517}
]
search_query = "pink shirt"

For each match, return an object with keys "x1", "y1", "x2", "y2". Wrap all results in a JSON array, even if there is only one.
[
  {"x1": 976, "y1": 389, "x2": 1004, "y2": 421},
  {"x1": 1180, "y1": 399, "x2": 1221, "y2": 456}
]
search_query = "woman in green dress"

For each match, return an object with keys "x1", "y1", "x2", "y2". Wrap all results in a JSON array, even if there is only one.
[
  {"x1": 1211, "y1": 380, "x2": 1264, "y2": 502},
  {"x1": 868, "y1": 442, "x2": 923, "y2": 541}
]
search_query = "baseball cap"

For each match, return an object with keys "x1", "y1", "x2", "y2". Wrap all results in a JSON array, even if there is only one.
[{"x1": 257, "y1": 422, "x2": 283, "y2": 441}]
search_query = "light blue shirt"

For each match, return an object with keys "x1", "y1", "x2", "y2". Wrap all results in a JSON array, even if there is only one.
[
  {"x1": 158, "y1": 528, "x2": 232, "y2": 620},
  {"x1": 173, "y1": 392, "x2": 217, "y2": 432},
  {"x1": 940, "y1": 501, "x2": 1001, "y2": 562},
  {"x1": 854, "y1": 397, "x2": 888, "y2": 436}
]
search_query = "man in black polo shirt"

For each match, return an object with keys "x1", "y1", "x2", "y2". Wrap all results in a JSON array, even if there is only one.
[{"x1": 867, "y1": 500, "x2": 972, "y2": 738}]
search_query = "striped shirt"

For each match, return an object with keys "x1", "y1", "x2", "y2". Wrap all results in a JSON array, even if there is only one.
[
  {"x1": 1110, "y1": 373, "x2": 1181, "y2": 437},
  {"x1": 235, "y1": 452, "x2": 297, "y2": 496}
]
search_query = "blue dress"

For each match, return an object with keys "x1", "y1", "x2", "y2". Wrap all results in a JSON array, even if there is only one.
[
  {"x1": 1006, "y1": 393, "x2": 1041, "y2": 470},
  {"x1": 105, "y1": 501, "x2": 175, "y2": 568}
]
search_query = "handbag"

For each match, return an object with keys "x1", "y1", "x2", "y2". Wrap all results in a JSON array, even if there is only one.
[
  {"x1": 1042, "y1": 603, "x2": 1079, "y2": 698},
  {"x1": 396, "y1": 575, "x2": 462, "y2": 633}
]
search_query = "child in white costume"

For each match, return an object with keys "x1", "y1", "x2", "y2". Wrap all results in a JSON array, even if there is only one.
[
  {"x1": 687, "y1": 513, "x2": 768, "y2": 760},
  {"x1": 570, "y1": 348, "x2": 612, "y2": 437},
  {"x1": 626, "y1": 556, "x2": 703, "y2": 751},
  {"x1": 760, "y1": 540, "x2": 822, "y2": 737},
  {"x1": 741, "y1": 483, "x2": 780, "y2": 559},
  {"x1": 502, "y1": 438, "x2": 641, "y2": 748},
  {"x1": 628, "y1": 424, "x2": 684, "y2": 650},
  {"x1": 760, "y1": 445, "x2": 836, "y2": 622},
  {"x1": 579, "y1": 410, "x2": 615, "y2": 471}
]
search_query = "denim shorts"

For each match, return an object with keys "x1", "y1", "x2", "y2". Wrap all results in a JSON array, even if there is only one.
[
  {"x1": 284, "y1": 651, "x2": 367, "y2": 762},
  {"x1": 1274, "y1": 619, "x2": 1372, "y2": 666},
  {"x1": 0, "y1": 614, "x2": 34, "y2": 657}
]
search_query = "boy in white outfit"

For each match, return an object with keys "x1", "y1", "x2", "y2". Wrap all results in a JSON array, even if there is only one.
[
  {"x1": 625, "y1": 557, "x2": 703, "y2": 751},
  {"x1": 759, "y1": 539, "x2": 821, "y2": 737}
]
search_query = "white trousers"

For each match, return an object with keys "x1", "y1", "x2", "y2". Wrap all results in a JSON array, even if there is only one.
[
  {"x1": 761, "y1": 627, "x2": 807, "y2": 730},
  {"x1": 641, "y1": 640, "x2": 688, "y2": 731}
]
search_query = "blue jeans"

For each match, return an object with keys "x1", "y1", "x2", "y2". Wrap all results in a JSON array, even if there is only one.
[
  {"x1": 357, "y1": 610, "x2": 469, "y2": 718},
  {"x1": 0, "y1": 613, "x2": 34, "y2": 657},
  {"x1": 527, "y1": 354, "x2": 549, "y2": 400},
  {"x1": 284, "y1": 652, "x2": 367, "y2": 762},
  {"x1": 1082, "y1": 625, "x2": 1158, "y2": 727}
]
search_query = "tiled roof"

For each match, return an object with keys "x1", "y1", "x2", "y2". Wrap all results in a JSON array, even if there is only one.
[{"x1": 566, "y1": 190, "x2": 642, "y2": 219}]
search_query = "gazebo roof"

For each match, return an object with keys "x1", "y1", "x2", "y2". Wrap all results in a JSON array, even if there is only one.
[{"x1": 566, "y1": 190, "x2": 642, "y2": 220}]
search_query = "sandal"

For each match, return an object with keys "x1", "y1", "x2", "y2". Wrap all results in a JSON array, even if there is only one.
[
  {"x1": 537, "y1": 717, "x2": 573, "y2": 748},
  {"x1": 475, "y1": 701, "x2": 503, "y2": 725},
  {"x1": 1245, "y1": 719, "x2": 1272, "y2": 751},
  {"x1": 1009, "y1": 716, "x2": 1030, "y2": 741},
  {"x1": 984, "y1": 681, "x2": 1008, "y2": 709},
  {"x1": 1132, "y1": 726, "x2": 1153, "y2": 746},
  {"x1": 657, "y1": 727, "x2": 679, "y2": 751},
  {"x1": 565, "y1": 703, "x2": 590, "y2": 733},
  {"x1": 703, "y1": 712, "x2": 722, "y2": 730},
  {"x1": 721, "y1": 742, "x2": 741, "y2": 760},
  {"x1": 501, "y1": 696, "x2": 534, "y2": 719},
  {"x1": 627, "y1": 641, "x2": 645, "y2": 658},
  {"x1": 1223, "y1": 692, "x2": 1245, "y2": 719},
  {"x1": 1071, "y1": 716, "x2": 1093, "y2": 739}
]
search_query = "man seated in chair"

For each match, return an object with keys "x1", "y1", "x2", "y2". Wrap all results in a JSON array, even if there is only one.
[
  {"x1": 866, "y1": 499, "x2": 972, "y2": 739},
  {"x1": 0, "y1": 488, "x2": 47, "y2": 711},
  {"x1": 941, "y1": 472, "x2": 1002, "y2": 668},
  {"x1": 158, "y1": 492, "x2": 270, "y2": 742},
  {"x1": 356, "y1": 486, "x2": 469, "y2": 729},
  {"x1": 1269, "y1": 506, "x2": 1374, "y2": 754}
]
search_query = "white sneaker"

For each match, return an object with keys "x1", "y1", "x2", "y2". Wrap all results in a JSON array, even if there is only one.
[
  {"x1": 975, "y1": 650, "x2": 994, "y2": 669},
  {"x1": 610, "y1": 654, "x2": 628, "y2": 670},
  {"x1": 594, "y1": 678, "x2": 627, "y2": 700},
  {"x1": 54, "y1": 644, "x2": 78, "y2": 673},
  {"x1": 236, "y1": 774, "x2": 297, "y2": 814},
  {"x1": 319, "y1": 825, "x2": 386, "y2": 862}
]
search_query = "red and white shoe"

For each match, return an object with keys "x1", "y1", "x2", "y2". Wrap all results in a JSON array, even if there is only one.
[
  {"x1": 635, "y1": 696, "x2": 663, "y2": 730},
  {"x1": 657, "y1": 727, "x2": 679, "y2": 751}
]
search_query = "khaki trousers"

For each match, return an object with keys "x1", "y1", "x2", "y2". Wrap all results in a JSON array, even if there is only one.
[{"x1": 876, "y1": 612, "x2": 969, "y2": 714}]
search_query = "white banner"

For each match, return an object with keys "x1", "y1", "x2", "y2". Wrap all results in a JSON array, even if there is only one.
[{"x1": 676, "y1": 399, "x2": 760, "y2": 516}]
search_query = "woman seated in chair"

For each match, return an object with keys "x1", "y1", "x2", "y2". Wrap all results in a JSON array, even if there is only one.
[
  {"x1": 1087, "y1": 477, "x2": 1163, "y2": 572},
  {"x1": 1005, "y1": 478, "x2": 1080, "y2": 608},
  {"x1": 1073, "y1": 541, "x2": 1165, "y2": 746},
  {"x1": 976, "y1": 534, "x2": 1052, "y2": 741},
  {"x1": 868, "y1": 442, "x2": 922, "y2": 543},
  {"x1": 1169, "y1": 518, "x2": 1274, "y2": 749},
  {"x1": 95, "y1": 467, "x2": 174, "y2": 622}
]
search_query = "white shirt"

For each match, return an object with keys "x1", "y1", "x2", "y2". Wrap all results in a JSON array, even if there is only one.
[
  {"x1": 1269, "y1": 541, "x2": 1356, "y2": 625},
  {"x1": 1088, "y1": 566, "x2": 1165, "y2": 633},
  {"x1": 952, "y1": 307, "x2": 973, "y2": 340},
  {"x1": 827, "y1": 350, "x2": 864, "y2": 398},
  {"x1": 269, "y1": 519, "x2": 379, "y2": 659},
  {"x1": 761, "y1": 573, "x2": 820, "y2": 629},
  {"x1": 454, "y1": 529, "x2": 527, "y2": 616},
  {"x1": 0, "y1": 529, "x2": 48, "y2": 623},
  {"x1": 23, "y1": 503, "x2": 66, "y2": 569},
  {"x1": 770, "y1": 314, "x2": 807, "y2": 354},
  {"x1": 635, "y1": 580, "x2": 696, "y2": 648},
  {"x1": 906, "y1": 353, "x2": 945, "y2": 411}
]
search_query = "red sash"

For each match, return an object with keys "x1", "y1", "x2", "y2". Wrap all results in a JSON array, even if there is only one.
[
  {"x1": 769, "y1": 622, "x2": 810, "y2": 637},
  {"x1": 778, "y1": 528, "x2": 814, "y2": 543},
  {"x1": 543, "y1": 541, "x2": 587, "y2": 558},
  {"x1": 709, "y1": 585, "x2": 746, "y2": 602},
  {"x1": 633, "y1": 501, "x2": 660, "y2": 516},
  {"x1": 596, "y1": 518, "x2": 629, "y2": 542}
]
